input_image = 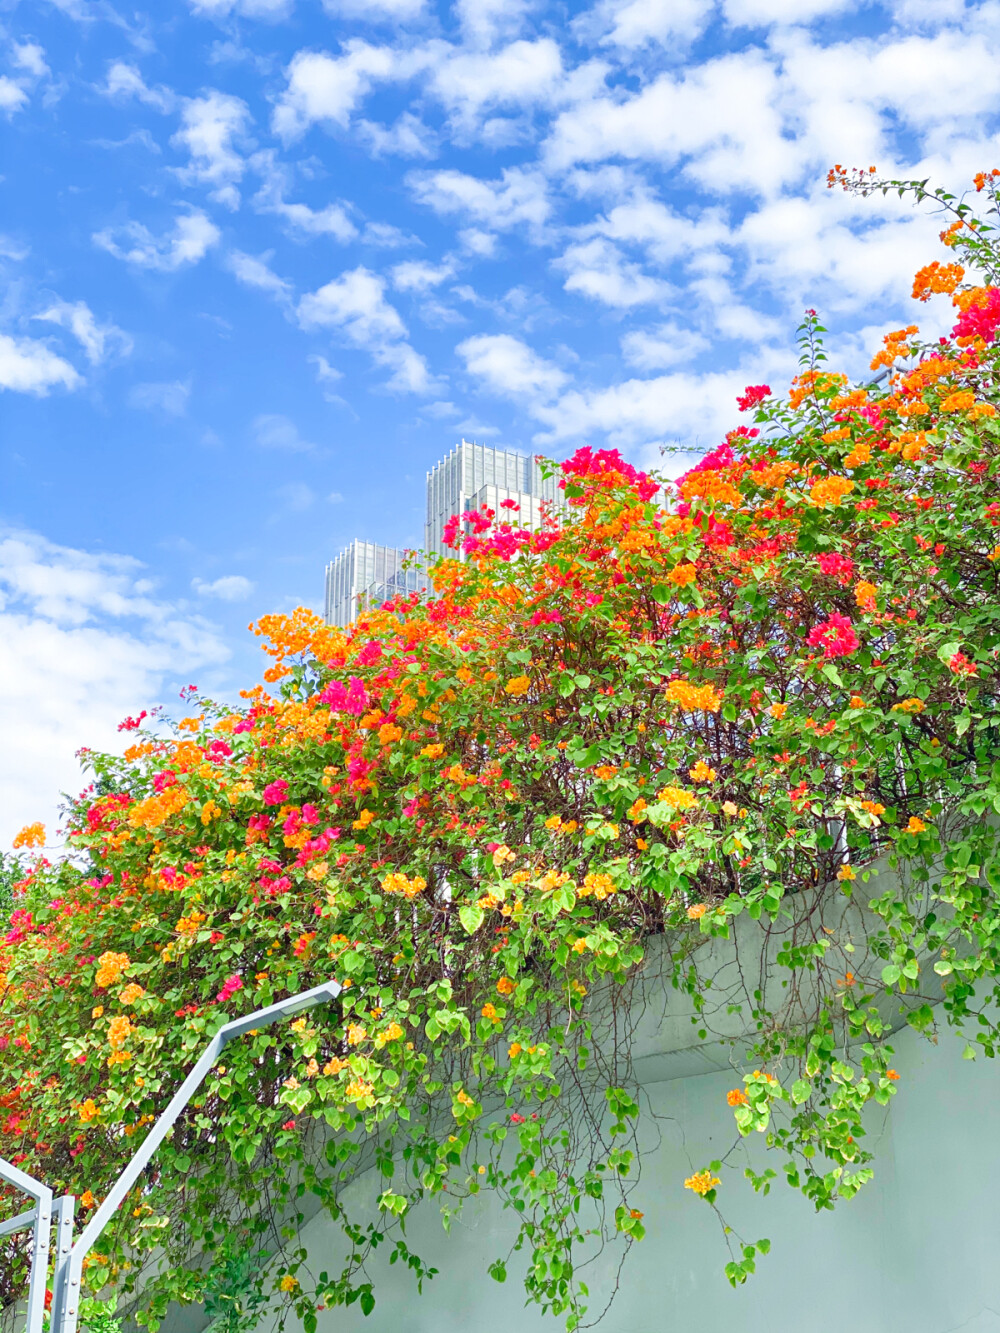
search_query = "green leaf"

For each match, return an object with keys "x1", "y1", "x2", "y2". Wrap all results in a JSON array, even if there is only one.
[
  {"x1": 458, "y1": 904, "x2": 485, "y2": 935},
  {"x1": 881, "y1": 964, "x2": 901, "y2": 986}
]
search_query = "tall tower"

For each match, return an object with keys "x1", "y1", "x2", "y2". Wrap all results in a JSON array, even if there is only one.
[
  {"x1": 424, "y1": 440, "x2": 563, "y2": 563},
  {"x1": 324, "y1": 540, "x2": 423, "y2": 628}
]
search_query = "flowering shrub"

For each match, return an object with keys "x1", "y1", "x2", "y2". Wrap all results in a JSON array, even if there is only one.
[{"x1": 4, "y1": 171, "x2": 1000, "y2": 1328}]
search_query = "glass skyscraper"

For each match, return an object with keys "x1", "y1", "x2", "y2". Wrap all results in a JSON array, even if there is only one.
[
  {"x1": 324, "y1": 540, "x2": 424, "y2": 628},
  {"x1": 324, "y1": 441, "x2": 566, "y2": 627},
  {"x1": 424, "y1": 441, "x2": 564, "y2": 564}
]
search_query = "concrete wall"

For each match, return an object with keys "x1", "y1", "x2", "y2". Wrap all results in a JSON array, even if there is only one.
[
  {"x1": 160, "y1": 859, "x2": 999, "y2": 1333},
  {"x1": 253, "y1": 1018, "x2": 1000, "y2": 1333}
]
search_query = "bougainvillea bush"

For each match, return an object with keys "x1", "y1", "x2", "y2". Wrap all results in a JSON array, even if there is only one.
[{"x1": 4, "y1": 170, "x2": 1000, "y2": 1330}]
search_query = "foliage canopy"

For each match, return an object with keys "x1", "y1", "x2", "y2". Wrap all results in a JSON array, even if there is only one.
[{"x1": 4, "y1": 170, "x2": 1000, "y2": 1329}]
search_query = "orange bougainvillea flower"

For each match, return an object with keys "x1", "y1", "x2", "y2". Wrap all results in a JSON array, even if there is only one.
[
  {"x1": 726, "y1": 1089, "x2": 748, "y2": 1107},
  {"x1": 12, "y1": 822, "x2": 45, "y2": 849},
  {"x1": 684, "y1": 1171, "x2": 720, "y2": 1196}
]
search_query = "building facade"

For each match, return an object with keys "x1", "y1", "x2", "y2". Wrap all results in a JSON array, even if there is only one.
[
  {"x1": 325, "y1": 442, "x2": 565, "y2": 627},
  {"x1": 424, "y1": 441, "x2": 564, "y2": 564},
  {"x1": 324, "y1": 540, "x2": 423, "y2": 629}
]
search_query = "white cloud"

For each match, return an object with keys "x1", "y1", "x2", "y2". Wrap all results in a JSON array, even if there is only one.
[
  {"x1": 298, "y1": 267, "x2": 433, "y2": 392},
  {"x1": 192, "y1": 574, "x2": 255, "y2": 600},
  {"x1": 457, "y1": 332, "x2": 567, "y2": 401},
  {"x1": 252, "y1": 413, "x2": 315, "y2": 450},
  {"x1": 592, "y1": 195, "x2": 727, "y2": 266},
  {"x1": 362, "y1": 221, "x2": 418, "y2": 247},
  {"x1": 299, "y1": 266, "x2": 407, "y2": 341},
  {"x1": 188, "y1": 0, "x2": 293, "y2": 17},
  {"x1": 100, "y1": 61, "x2": 175, "y2": 113},
  {"x1": 252, "y1": 152, "x2": 357, "y2": 241},
  {"x1": 34, "y1": 300, "x2": 131, "y2": 364},
  {"x1": 621, "y1": 321, "x2": 709, "y2": 370},
  {"x1": 322, "y1": 0, "x2": 425, "y2": 18},
  {"x1": 13, "y1": 42, "x2": 49, "y2": 79},
  {"x1": 723, "y1": 0, "x2": 855, "y2": 24},
  {"x1": 391, "y1": 259, "x2": 454, "y2": 292},
  {"x1": 0, "y1": 529, "x2": 228, "y2": 849},
  {"x1": 225, "y1": 249, "x2": 293, "y2": 301},
  {"x1": 543, "y1": 50, "x2": 789, "y2": 194},
  {"x1": 128, "y1": 380, "x2": 191, "y2": 415},
  {"x1": 0, "y1": 77, "x2": 28, "y2": 113},
  {"x1": 557, "y1": 236, "x2": 672, "y2": 307},
  {"x1": 309, "y1": 353, "x2": 342, "y2": 383},
  {"x1": 454, "y1": 0, "x2": 535, "y2": 48},
  {"x1": 356, "y1": 113, "x2": 436, "y2": 158},
  {"x1": 531, "y1": 366, "x2": 762, "y2": 450},
  {"x1": 431, "y1": 39, "x2": 562, "y2": 125},
  {"x1": 272, "y1": 43, "x2": 405, "y2": 142},
  {"x1": 0, "y1": 334, "x2": 81, "y2": 394},
  {"x1": 172, "y1": 91, "x2": 251, "y2": 208},
  {"x1": 578, "y1": 0, "x2": 714, "y2": 47},
  {"x1": 409, "y1": 166, "x2": 551, "y2": 238},
  {"x1": 94, "y1": 210, "x2": 221, "y2": 271}
]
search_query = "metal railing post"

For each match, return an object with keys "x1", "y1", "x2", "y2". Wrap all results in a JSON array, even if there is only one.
[
  {"x1": 0, "y1": 1157, "x2": 54, "y2": 1333},
  {"x1": 3, "y1": 979, "x2": 341, "y2": 1333}
]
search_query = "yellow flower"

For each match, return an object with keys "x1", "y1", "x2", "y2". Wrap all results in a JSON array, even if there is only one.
[
  {"x1": 279, "y1": 1275, "x2": 299, "y2": 1293},
  {"x1": 627, "y1": 798, "x2": 647, "y2": 823},
  {"x1": 119, "y1": 983, "x2": 145, "y2": 1006},
  {"x1": 95, "y1": 951, "x2": 130, "y2": 988},
  {"x1": 107, "y1": 1016, "x2": 132, "y2": 1050},
  {"x1": 664, "y1": 678, "x2": 722, "y2": 713},
  {"x1": 346, "y1": 1023, "x2": 367, "y2": 1045},
  {"x1": 508, "y1": 1043, "x2": 522, "y2": 1058},
  {"x1": 837, "y1": 864, "x2": 856, "y2": 882},
  {"x1": 686, "y1": 903, "x2": 708, "y2": 920},
  {"x1": 684, "y1": 1170, "x2": 720, "y2": 1196},
  {"x1": 892, "y1": 697, "x2": 925, "y2": 714},
  {"x1": 91, "y1": 1005, "x2": 105, "y2": 1020},
  {"x1": 906, "y1": 816, "x2": 927, "y2": 834},
  {"x1": 421, "y1": 743, "x2": 444, "y2": 758},
  {"x1": 345, "y1": 1077, "x2": 374, "y2": 1102},
  {"x1": 580, "y1": 871, "x2": 615, "y2": 899},
  {"x1": 504, "y1": 675, "x2": 531, "y2": 696},
  {"x1": 849, "y1": 696, "x2": 865, "y2": 709},
  {"x1": 381, "y1": 871, "x2": 427, "y2": 899},
  {"x1": 657, "y1": 786, "x2": 699, "y2": 811},
  {"x1": 768, "y1": 702, "x2": 788, "y2": 719},
  {"x1": 688, "y1": 760, "x2": 716, "y2": 783},
  {"x1": 497, "y1": 976, "x2": 515, "y2": 995},
  {"x1": 78, "y1": 1099, "x2": 100, "y2": 1124}
]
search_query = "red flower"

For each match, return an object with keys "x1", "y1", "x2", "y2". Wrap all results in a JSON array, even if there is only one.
[
  {"x1": 737, "y1": 384, "x2": 771, "y2": 412},
  {"x1": 807, "y1": 613, "x2": 859, "y2": 659}
]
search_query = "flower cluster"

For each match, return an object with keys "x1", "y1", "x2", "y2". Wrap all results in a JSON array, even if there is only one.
[{"x1": 3, "y1": 169, "x2": 1000, "y2": 1329}]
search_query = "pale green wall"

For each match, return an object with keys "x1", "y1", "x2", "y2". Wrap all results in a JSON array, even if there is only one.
[{"x1": 254, "y1": 1019, "x2": 1000, "y2": 1333}]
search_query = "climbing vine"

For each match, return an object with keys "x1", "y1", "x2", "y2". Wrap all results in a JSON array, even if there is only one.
[{"x1": 3, "y1": 170, "x2": 1000, "y2": 1330}]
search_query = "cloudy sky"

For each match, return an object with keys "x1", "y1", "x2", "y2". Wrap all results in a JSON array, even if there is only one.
[{"x1": 2, "y1": 0, "x2": 999, "y2": 843}]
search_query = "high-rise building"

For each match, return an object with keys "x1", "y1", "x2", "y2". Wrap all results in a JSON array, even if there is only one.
[
  {"x1": 424, "y1": 441, "x2": 563, "y2": 564},
  {"x1": 325, "y1": 442, "x2": 565, "y2": 627},
  {"x1": 324, "y1": 540, "x2": 423, "y2": 628}
]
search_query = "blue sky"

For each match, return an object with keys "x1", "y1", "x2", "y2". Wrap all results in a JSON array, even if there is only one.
[{"x1": 2, "y1": 0, "x2": 1000, "y2": 842}]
